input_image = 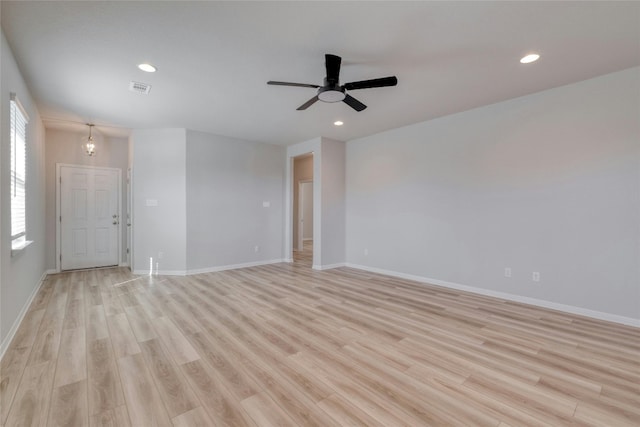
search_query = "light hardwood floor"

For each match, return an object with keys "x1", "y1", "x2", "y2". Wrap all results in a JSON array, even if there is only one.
[{"x1": 1, "y1": 257, "x2": 639, "y2": 426}]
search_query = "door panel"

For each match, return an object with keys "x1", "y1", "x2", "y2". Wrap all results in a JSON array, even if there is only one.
[
  {"x1": 72, "y1": 189, "x2": 87, "y2": 218},
  {"x1": 72, "y1": 229, "x2": 87, "y2": 255},
  {"x1": 95, "y1": 228, "x2": 109, "y2": 253},
  {"x1": 60, "y1": 166, "x2": 119, "y2": 270}
]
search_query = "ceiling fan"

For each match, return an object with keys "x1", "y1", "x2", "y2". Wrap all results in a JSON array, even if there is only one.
[{"x1": 267, "y1": 54, "x2": 398, "y2": 112}]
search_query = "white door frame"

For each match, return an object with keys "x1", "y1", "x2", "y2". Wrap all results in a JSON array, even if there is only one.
[
  {"x1": 127, "y1": 167, "x2": 133, "y2": 270},
  {"x1": 297, "y1": 180, "x2": 313, "y2": 251},
  {"x1": 55, "y1": 163, "x2": 122, "y2": 272}
]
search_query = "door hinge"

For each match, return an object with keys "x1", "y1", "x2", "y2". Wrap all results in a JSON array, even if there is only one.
[
  {"x1": 59, "y1": 176, "x2": 62, "y2": 183},
  {"x1": 59, "y1": 215, "x2": 62, "y2": 223},
  {"x1": 126, "y1": 248, "x2": 129, "y2": 254},
  {"x1": 60, "y1": 254, "x2": 62, "y2": 261}
]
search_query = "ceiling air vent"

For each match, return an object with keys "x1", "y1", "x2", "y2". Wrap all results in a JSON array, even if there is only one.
[{"x1": 128, "y1": 81, "x2": 152, "y2": 95}]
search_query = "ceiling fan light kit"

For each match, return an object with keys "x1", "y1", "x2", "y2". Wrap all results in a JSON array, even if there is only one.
[
  {"x1": 317, "y1": 84, "x2": 346, "y2": 102},
  {"x1": 268, "y1": 53, "x2": 398, "y2": 112}
]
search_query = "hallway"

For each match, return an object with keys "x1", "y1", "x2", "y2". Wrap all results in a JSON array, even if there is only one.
[{"x1": 293, "y1": 240, "x2": 313, "y2": 268}]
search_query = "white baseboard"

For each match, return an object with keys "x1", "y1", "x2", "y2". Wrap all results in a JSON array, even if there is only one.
[
  {"x1": 187, "y1": 259, "x2": 285, "y2": 275},
  {"x1": 157, "y1": 270, "x2": 187, "y2": 276},
  {"x1": 0, "y1": 271, "x2": 49, "y2": 361},
  {"x1": 132, "y1": 259, "x2": 286, "y2": 276},
  {"x1": 313, "y1": 262, "x2": 346, "y2": 271},
  {"x1": 118, "y1": 262, "x2": 129, "y2": 268},
  {"x1": 132, "y1": 269, "x2": 187, "y2": 276},
  {"x1": 46, "y1": 268, "x2": 59, "y2": 275},
  {"x1": 345, "y1": 263, "x2": 640, "y2": 328}
]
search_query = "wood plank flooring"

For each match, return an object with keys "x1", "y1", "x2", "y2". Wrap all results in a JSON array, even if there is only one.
[{"x1": 2, "y1": 251, "x2": 639, "y2": 426}]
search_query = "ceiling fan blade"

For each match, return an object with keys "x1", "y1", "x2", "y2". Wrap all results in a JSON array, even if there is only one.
[
  {"x1": 344, "y1": 76, "x2": 398, "y2": 91},
  {"x1": 325, "y1": 54, "x2": 342, "y2": 84},
  {"x1": 297, "y1": 95, "x2": 319, "y2": 110},
  {"x1": 343, "y1": 94, "x2": 367, "y2": 112},
  {"x1": 267, "y1": 81, "x2": 320, "y2": 89}
]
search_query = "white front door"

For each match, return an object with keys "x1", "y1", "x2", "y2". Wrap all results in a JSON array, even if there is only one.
[{"x1": 60, "y1": 165, "x2": 120, "y2": 270}]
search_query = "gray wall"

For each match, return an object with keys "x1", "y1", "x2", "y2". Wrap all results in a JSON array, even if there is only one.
[
  {"x1": 131, "y1": 128, "x2": 285, "y2": 274},
  {"x1": 185, "y1": 130, "x2": 284, "y2": 271},
  {"x1": 44, "y1": 128, "x2": 129, "y2": 270},
  {"x1": 346, "y1": 67, "x2": 640, "y2": 322},
  {"x1": 0, "y1": 31, "x2": 47, "y2": 350},
  {"x1": 131, "y1": 128, "x2": 187, "y2": 274},
  {"x1": 319, "y1": 138, "x2": 346, "y2": 267}
]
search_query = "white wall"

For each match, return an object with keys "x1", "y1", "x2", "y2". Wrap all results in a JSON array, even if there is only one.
[
  {"x1": 131, "y1": 128, "x2": 187, "y2": 274},
  {"x1": 185, "y1": 130, "x2": 284, "y2": 271},
  {"x1": 346, "y1": 67, "x2": 640, "y2": 324},
  {"x1": 44, "y1": 129, "x2": 129, "y2": 270},
  {"x1": 0, "y1": 31, "x2": 47, "y2": 352}
]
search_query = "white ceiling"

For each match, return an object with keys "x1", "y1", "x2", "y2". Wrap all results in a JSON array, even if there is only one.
[{"x1": 2, "y1": 1, "x2": 639, "y2": 145}]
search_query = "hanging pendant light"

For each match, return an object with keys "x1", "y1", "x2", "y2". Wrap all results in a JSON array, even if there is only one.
[{"x1": 85, "y1": 123, "x2": 96, "y2": 156}]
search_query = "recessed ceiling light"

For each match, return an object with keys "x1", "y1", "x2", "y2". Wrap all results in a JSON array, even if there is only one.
[
  {"x1": 520, "y1": 53, "x2": 540, "y2": 64},
  {"x1": 138, "y1": 63, "x2": 157, "y2": 73},
  {"x1": 334, "y1": 120, "x2": 344, "y2": 126}
]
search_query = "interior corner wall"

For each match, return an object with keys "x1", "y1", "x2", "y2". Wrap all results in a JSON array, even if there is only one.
[
  {"x1": 131, "y1": 128, "x2": 187, "y2": 274},
  {"x1": 44, "y1": 129, "x2": 129, "y2": 270},
  {"x1": 185, "y1": 130, "x2": 285, "y2": 272},
  {"x1": 346, "y1": 67, "x2": 640, "y2": 322},
  {"x1": 1, "y1": 30, "x2": 47, "y2": 350}
]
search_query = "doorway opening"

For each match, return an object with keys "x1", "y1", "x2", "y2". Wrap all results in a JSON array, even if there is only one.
[{"x1": 292, "y1": 153, "x2": 313, "y2": 266}]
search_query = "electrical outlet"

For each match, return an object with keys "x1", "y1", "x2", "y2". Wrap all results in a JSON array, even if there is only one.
[
  {"x1": 532, "y1": 271, "x2": 540, "y2": 282},
  {"x1": 504, "y1": 267, "x2": 511, "y2": 278},
  {"x1": 364, "y1": 248, "x2": 369, "y2": 256},
  {"x1": 254, "y1": 245, "x2": 259, "y2": 253}
]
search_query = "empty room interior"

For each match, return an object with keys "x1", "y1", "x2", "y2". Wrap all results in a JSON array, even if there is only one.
[{"x1": 1, "y1": 1, "x2": 639, "y2": 426}]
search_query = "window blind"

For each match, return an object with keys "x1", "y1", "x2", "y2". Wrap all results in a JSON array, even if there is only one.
[{"x1": 10, "y1": 93, "x2": 29, "y2": 241}]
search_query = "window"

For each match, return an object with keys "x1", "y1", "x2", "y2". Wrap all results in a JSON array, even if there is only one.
[{"x1": 10, "y1": 93, "x2": 29, "y2": 249}]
